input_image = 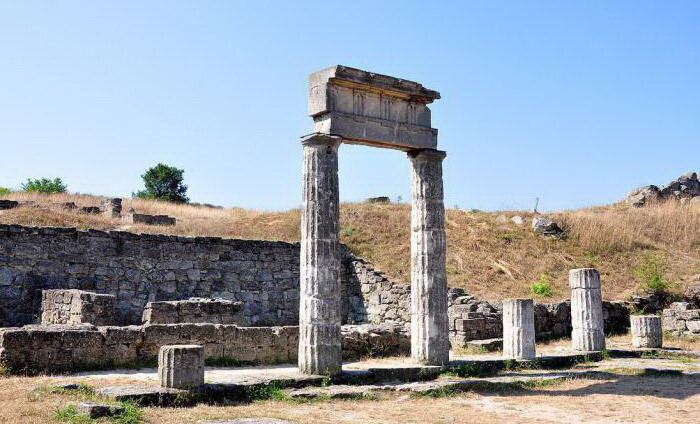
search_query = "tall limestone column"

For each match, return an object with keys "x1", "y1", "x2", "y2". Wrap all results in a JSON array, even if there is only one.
[
  {"x1": 298, "y1": 133, "x2": 343, "y2": 375},
  {"x1": 569, "y1": 268, "x2": 606, "y2": 351},
  {"x1": 409, "y1": 148, "x2": 450, "y2": 365},
  {"x1": 502, "y1": 299, "x2": 536, "y2": 360}
]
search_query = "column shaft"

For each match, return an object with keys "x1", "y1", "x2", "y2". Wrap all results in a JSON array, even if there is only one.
[
  {"x1": 409, "y1": 149, "x2": 449, "y2": 365},
  {"x1": 569, "y1": 268, "x2": 605, "y2": 351},
  {"x1": 298, "y1": 134, "x2": 342, "y2": 375},
  {"x1": 502, "y1": 298, "x2": 536, "y2": 359},
  {"x1": 630, "y1": 315, "x2": 662, "y2": 348}
]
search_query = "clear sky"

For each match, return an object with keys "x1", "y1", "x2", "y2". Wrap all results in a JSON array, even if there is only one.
[{"x1": 1, "y1": 1, "x2": 698, "y2": 211}]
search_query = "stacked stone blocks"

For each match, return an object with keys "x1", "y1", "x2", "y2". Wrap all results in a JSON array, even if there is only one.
[
  {"x1": 142, "y1": 298, "x2": 244, "y2": 325},
  {"x1": 41, "y1": 289, "x2": 116, "y2": 326},
  {"x1": 662, "y1": 302, "x2": 700, "y2": 337}
]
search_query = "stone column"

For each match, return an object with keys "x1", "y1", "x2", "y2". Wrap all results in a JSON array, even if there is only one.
[
  {"x1": 298, "y1": 133, "x2": 343, "y2": 375},
  {"x1": 630, "y1": 315, "x2": 662, "y2": 348},
  {"x1": 569, "y1": 268, "x2": 606, "y2": 351},
  {"x1": 158, "y1": 345, "x2": 204, "y2": 389},
  {"x1": 408, "y1": 148, "x2": 449, "y2": 365},
  {"x1": 502, "y1": 298, "x2": 536, "y2": 360}
]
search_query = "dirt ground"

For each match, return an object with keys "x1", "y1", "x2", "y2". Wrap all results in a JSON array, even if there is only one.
[{"x1": 2, "y1": 360, "x2": 698, "y2": 424}]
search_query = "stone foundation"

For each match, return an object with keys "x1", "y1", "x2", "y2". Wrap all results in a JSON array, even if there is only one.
[
  {"x1": 41, "y1": 289, "x2": 116, "y2": 326},
  {"x1": 662, "y1": 302, "x2": 700, "y2": 337},
  {"x1": 0, "y1": 323, "x2": 408, "y2": 374},
  {"x1": 142, "y1": 298, "x2": 244, "y2": 325}
]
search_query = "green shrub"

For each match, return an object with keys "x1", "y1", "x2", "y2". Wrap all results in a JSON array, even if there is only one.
[
  {"x1": 531, "y1": 273, "x2": 553, "y2": 297},
  {"x1": 133, "y1": 163, "x2": 189, "y2": 203},
  {"x1": 634, "y1": 256, "x2": 669, "y2": 295},
  {"x1": 0, "y1": 187, "x2": 10, "y2": 197},
  {"x1": 21, "y1": 177, "x2": 67, "y2": 193}
]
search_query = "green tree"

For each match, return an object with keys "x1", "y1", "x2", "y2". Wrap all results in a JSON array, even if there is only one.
[
  {"x1": 134, "y1": 163, "x2": 189, "y2": 203},
  {"x1": 21, "y1": 177, "x2": 67, "y2": 193}
]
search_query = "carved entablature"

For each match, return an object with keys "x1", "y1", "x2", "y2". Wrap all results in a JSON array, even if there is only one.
[{"x1": 308, "y1": 65, "x2": 441, "y2": 151}]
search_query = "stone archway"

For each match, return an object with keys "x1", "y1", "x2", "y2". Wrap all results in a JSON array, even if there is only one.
[{"x1": 298, "y1": 66, "x2": 449, "y2": 375}]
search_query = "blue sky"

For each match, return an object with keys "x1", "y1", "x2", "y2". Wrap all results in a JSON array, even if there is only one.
[{"x1": 1, "y1": 1, "x2": 698, "y2": 211}]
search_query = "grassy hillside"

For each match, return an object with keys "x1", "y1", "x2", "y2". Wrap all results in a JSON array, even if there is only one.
[{"x1": 1, "y1": 191, "x2": 699, "y2": 301}]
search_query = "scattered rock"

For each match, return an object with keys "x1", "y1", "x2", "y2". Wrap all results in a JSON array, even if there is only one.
[
  {"x1": 79, "y1": 206, "x2": 101, "y2": 214},
  {"x1": 60, "y1": 202, "x2": 77, "y2": 211},
  {"x1": 531, "y1": 216, "x2": 565, "y2": 239},
  {"x1": 510, "y1": 215, "x2": 524, "y2": 225},
  {"x1": 130, "y1": 213, "x2": 176, "y2": 226},
  {"x1": 684, "y1": 284, "x2": 700, "y2": 309},
  {"x1": 76, "y1": 403, "x2": 125, "y2": 419},
  {"x1": 0, "y1": 200, "x2": 18, "y2": 210},
  {"x1": 626, "y1": 172, "x2": 699, "y2": 206},
  {"x1": 465, "y1": 338, "x2": 503, "y2": 352},
  {"x1": 496, "y1": 214, "x2": 508, "y2": 223},
  {"x1": 366, "y1": 196, "x2": 390, "y2": 204},
  {"x1": 669, "y1": 302, "x2": 691, "y2": 311}
]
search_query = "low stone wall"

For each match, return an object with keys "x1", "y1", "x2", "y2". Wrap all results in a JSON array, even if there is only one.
[
  {"x1": 662, "y1": 302, "x2": 700, "y2": 337},
  {"x1": 41, "y1": 289, "x2": 116, "y2": 326},
  {"x1": 0, "y1": 323, "x2": 408, "y2": 374},
  {"x1": 142, "y1": 298, "x2": 244, "y2": 325},
  {"x1": 448, "y1": 296, "x2": 630, "y2": 347}
]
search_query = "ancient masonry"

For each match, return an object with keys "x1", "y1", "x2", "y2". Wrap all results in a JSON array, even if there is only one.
[
  {"x1": 302, "y1": 65, "x2": 446, "y2": 372},
  {"x1": 569, "y1": 268, "x2": 605, "y2": 351},
  {"x1": 662, "y1": 302, "x2": 700, "y2": 337},
  {"x1": 502, "y1": 299, "x2": 536, "y2": 360},
  {"x1": 630, "y1": 315, "x2": 662, "y2": 348},
  {"x1": 158, "y1": 344, "x2": 205, "y2": 389}
]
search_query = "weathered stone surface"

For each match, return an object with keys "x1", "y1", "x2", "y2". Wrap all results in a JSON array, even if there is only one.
[
  {"x1": 465, "y1": 338, "x2": 503, "y2": 352},
  {"x1": 570, "y1": 268, "x2": 605, "y2": 351},
  {"x1": 100, "y1": 198, "x2": 122, "y2": 218},
  {"x1": 663, "y1": 305, "x2": 700, "y2": 337},
  {"x1": 130, "y1": 213, "x2": 176, "y2": 226},
  {"x1": 41, "y1": 289, "x2": 116, "y2": 326},
  {"x1": 308, "y1": 65, "x2": 440, "y2": 151},
  {"x1": 626, "y1": 172, "x2": 699, "y2": 206},
  {"x1": 341, "y1": 324, "x2": 409, "y2": 358},
  {"x1": 142, "y1": 298, "x2": 244, "y2": 325},
  {"x1": 409, "y1": 149, "x2": 449, "y2": 365},
  {"x1": 630, "y1": 315, "x2": 662, "y2": 348},
  {"x1": 298, "y1": 133, "x2": 343, "y2": 375},
  {"x1": 76, "y1": 403, "x2": 125, "y2": 419},
  {"x1": 531, "y1": 216, "x2": 565, "y2": 239},
  {"x1": 502, "y1": 299, "x2": 536, "y2": 360},
  {"x1": 158, "y1": 344, "x2": 205, "y2": 389}
]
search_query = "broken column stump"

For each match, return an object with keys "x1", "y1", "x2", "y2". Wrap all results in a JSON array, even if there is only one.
[
  {"x1": 630, "y1": 315, "x2": 662, "y2": 348},
  {"x1": 158, "y1": 344, "x2": 205, "y2": 389},
  {"x1": 502, "y1": 298, "x2": 536, "y2": 360}
]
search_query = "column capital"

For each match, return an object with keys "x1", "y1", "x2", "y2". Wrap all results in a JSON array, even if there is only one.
[
  {"x1": 301, "y1": 132, "x2": 342, "y2": 148},
  {"x1": 407, "y1": 148, "x2": 446, "y2": 162}
]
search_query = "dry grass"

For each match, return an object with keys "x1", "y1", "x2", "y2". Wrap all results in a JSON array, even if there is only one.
[{"x1": 1, "y1": 192, "x2": 699, "y2": 301}]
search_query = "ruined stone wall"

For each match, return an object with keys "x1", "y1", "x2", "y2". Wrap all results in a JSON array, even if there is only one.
[
  {"x1": 0, "y1": 224, "x2": 633, "y2": 339},
  {"x1": 0, "y1": 225, "x2": 302, "y2": 326},
  {"x1": 0, "y1": 323, "x2": 408, "y2": 374}
]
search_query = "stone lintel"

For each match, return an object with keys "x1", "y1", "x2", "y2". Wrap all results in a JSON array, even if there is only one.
[
  {"x1": 309, "y1": 65, "x2": 440, "y2": 106},
  {"x1": 308, "y1": 65, "x2": 440, "y2": 151}
]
